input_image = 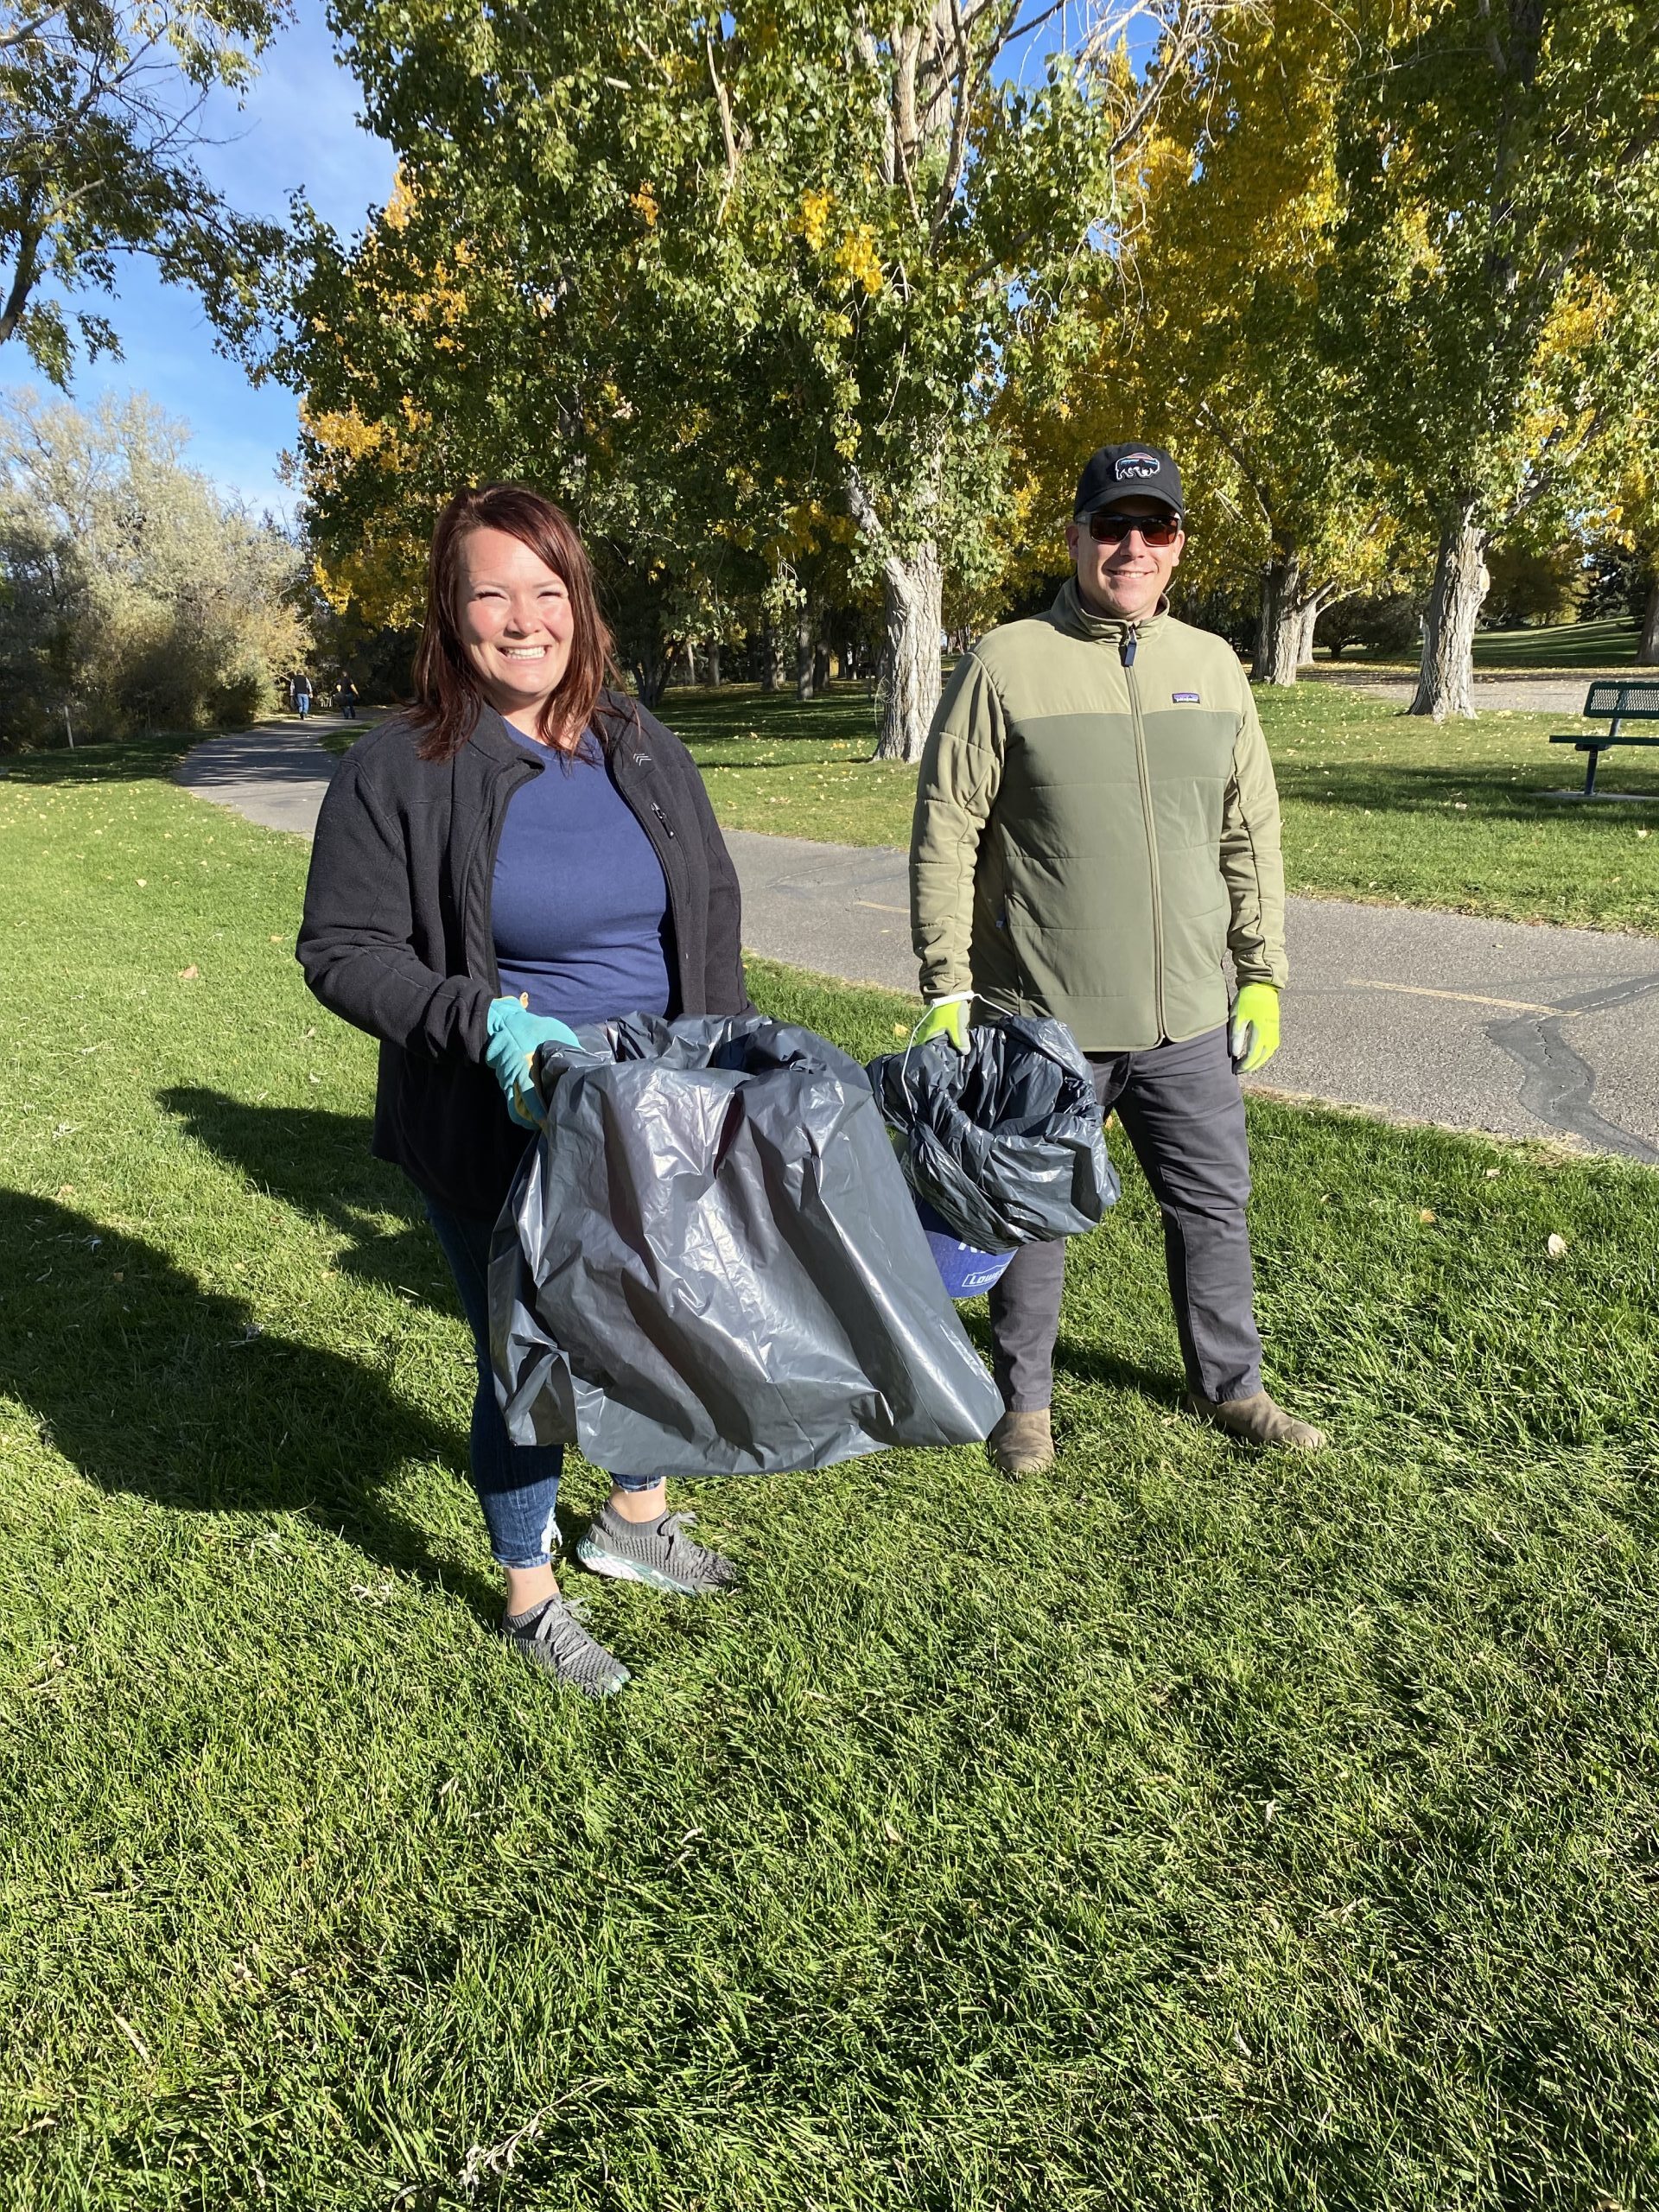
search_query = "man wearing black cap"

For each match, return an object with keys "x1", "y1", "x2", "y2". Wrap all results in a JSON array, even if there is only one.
[{"x1": 909, "y1": 441, "x2": 1323, "y2": 1474}]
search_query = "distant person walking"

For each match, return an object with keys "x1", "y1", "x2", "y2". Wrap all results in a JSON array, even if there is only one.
[
  {"x1": 910, "y1": 441, "x2": 1324, "y2": 1475},
  {"x1": 298, "y1": 483, "x2": 749, "y2": 1696},
  {"x1": 337, "y1": 676, "x2": 359, "y2": 721},
  {"x1": 292, "y1": 670, "x2": 313, "y2": 720}
]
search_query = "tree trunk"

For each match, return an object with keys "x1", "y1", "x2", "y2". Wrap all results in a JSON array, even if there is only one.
[
  {"x1": 796, "y1": 596, "x2": 815, "y2": 702},
  {"x1": 873, "y1": 543, "x2": 943, "y2": 763},
  {"x1": 704, "y1": 639, "x2": 721, "y2": 686},
  {"x1": 1298, "y1": 601, "x2": 1319, "y2": 667},
  {"x1": 760, "y1": 620, "x2": 786, "y2": 691},
  {"x1": 813, "y1": 634, "x2": 833, "y2": 693},
  {"x1": 1409, "y1": 504, "x2": 1489, "y2": 719},
  {"x1": 1255, "y1": 552, "x2": 1305, "y2": 686},
  {"x1": 631, "y1": 651, "x2": 671, "y2": 709},
  {"x1": 1639, "y1": 576, "x2": 1659, "y2": 666},
  {"x1": 682, "y1": 639, "x2": 697, "y2": 686}
]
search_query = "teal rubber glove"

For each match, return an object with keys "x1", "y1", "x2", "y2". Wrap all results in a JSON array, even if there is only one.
[
  {"x1": 914, "y1": 998, "x2": 970, "y2": 1052},
  {"x1": 485, "y1": 996, "x2": 582, "y2": 1128},
  {"x1": 1230, "y1": 982, "x2": 1281, "y2": 1075}
]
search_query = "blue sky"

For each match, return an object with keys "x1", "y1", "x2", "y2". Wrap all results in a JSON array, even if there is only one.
[{"x1": 25, "y1": 0, "x2": 395, "y2": 518}]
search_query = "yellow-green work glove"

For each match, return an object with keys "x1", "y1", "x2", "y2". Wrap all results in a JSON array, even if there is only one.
[
  {"x1": 915, "y1": 998, "x2": 970, "y2": 1052},
  {"x1": 1229, "y1": 982, "x2": 1281, "y2": 1075}
]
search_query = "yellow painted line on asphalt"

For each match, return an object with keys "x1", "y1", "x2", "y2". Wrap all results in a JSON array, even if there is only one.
[{"x1": 1344, "y1": 976, "x2": 1565, "y2": 1016}]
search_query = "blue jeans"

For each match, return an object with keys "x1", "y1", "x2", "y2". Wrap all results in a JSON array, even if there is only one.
[{"x1": 424, "y1": 1200, "x2": 655, "y2": 1569}]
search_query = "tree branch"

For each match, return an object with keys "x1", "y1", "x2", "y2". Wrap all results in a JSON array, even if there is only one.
[{"x1": 704, "y1": 31, "x2": 740, "y2": 219}]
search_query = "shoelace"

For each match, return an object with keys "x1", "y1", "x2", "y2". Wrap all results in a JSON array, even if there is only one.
[
  {"x1": 656, "y1": 1513, "x2": 734, "y2": 1584},
  {"x1": 524, "y1": 1594, "x2": 623, "y2": 1684}
]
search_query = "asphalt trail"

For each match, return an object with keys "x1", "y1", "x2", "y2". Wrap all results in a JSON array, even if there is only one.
[{"x1": 176, "y1": 718, "x2": 1659, "y2": 1162}]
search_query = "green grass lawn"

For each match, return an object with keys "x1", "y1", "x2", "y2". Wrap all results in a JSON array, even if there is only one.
[
  {"x1": 4, "y1": 742, "x2": 1659, "y2": 2208},
  {"x1": 662, "y1": 681, "x2": 1659, "y2": 935},
  {"x1": 1333, "y1": 615, "x2": 1643, "y2": 673}
]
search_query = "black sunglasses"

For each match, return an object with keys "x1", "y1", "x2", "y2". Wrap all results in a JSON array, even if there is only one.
[{"x1": 1086, "y1": 509, "x2": 1181, "y2": 547}]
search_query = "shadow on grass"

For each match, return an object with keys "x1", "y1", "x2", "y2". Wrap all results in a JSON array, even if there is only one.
[
  {"x1": 161, "y1": 1086, "x2": 443, "y2": 1294},
  {"x1": 0, "y1": 1185, "x2": 500, "y2": 1621},
  {"x1": 1277, "y1": 759, "x2": 1659, "y2": 817},
  {"x1": 689, "y1": 752, "x2": 881, "y2": 772},
  {"x1": 0, "y1": 730, "x2": 195, "y2": 785}
]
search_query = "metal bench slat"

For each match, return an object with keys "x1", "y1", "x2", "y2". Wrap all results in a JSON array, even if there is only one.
[{"x1": 1585, "y1": 679, "x2": 1659, "y2": 717}]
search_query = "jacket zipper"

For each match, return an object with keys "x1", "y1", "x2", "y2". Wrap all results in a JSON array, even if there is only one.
[
  {"x1": 471, "y1": 753, "x2": 541, "y2": 995},
  {"x1": 613, "y1": 762, "x2": 690, "y2": 1003},
  {"x1": 1121, "y1": 626, "x2": 1166, "y2": 1036}
]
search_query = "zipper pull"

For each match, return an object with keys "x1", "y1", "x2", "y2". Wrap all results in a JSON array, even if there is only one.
[
  {"x1": 1121, "y1": 625, "x2": 1138, "y2": 669},
  {"x1": 652, "y1": 802, "x2": 677, "y2": 840}
]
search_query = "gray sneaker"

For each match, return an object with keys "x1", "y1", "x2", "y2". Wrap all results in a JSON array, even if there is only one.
[
  {"x1": 576, "y1": 1503, "x2": 738, "y2": 1595},
  {"x1": 500, "y1": 1592, "x2": 630, "y2": 1696}
]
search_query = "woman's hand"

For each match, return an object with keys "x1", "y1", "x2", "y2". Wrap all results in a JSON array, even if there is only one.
[{"x1": 486, "y1": 997, "x2": 582, "y2": 1128}]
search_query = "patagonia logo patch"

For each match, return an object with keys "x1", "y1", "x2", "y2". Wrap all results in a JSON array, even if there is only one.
[
  {"x1": 1171, "y1": 690, "x2": 1201, "y2": 703},
  {"x1": 1115, "y1": 451, "x2": 1160, "y2": 480}
]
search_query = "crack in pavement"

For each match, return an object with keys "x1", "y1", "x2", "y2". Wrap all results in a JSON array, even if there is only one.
[{"x1": 1485, "y1": 971, "x2": 1659, "y2": 1163}]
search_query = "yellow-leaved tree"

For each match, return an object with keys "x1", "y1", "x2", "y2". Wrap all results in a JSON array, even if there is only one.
[{"x1": 1009, "y1": 0, "x2": 1415, "y2": 685}]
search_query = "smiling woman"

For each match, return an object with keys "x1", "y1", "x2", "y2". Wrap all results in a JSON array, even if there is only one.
[
  {"x1": 410, "y1": 486, "x2": 611, "y2": 757},
  {"x1": 297, "y1": 481, "x2": 752, "y2": 1694}
]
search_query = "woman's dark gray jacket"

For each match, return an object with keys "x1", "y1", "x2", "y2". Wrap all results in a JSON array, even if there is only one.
[{"x1": 296, "y1": 690, "x2": 749, "y2": 1218}]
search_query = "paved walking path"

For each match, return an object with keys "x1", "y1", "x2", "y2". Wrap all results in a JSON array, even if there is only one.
[
  {"x1": 176, "y1": 718, "x2": 1659, "y2": 1163},
  {"x1": 1303, "y1": 670, "x2": 1618, "y2": 715}
]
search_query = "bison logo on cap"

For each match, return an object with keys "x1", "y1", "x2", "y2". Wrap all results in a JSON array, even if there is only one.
[{"x1": 1115, "y1": 452, "x2": 1160, "y2": 480}]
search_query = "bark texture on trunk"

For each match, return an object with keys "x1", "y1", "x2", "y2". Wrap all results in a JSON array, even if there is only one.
[
  {"x1": 760, "y1": 620, "x2": 786, "y2": 691},
  {"x1": 632, "y1": 653, "x2": 671, "y2": 709},
  {"x1": 1409, "y1": 505, "x2": 1489, "y2": 719},
  {"x1": 1255, "y1": 553, "x2": 1305, "y2": 687},
  {"x1": 1639, "y1": 577, "x2": 1659, "y2": 666},
  {"x1": 703, "y1": 640, "x2": 721, "y2": 686},
  {"x1": 873, "y1": 544, "x2": 943, "y2": 762},
  {"x1": 796, "y1": 597, "x2": 816, "y2": 701},
  {"x1": 846, "y1": 465, "x2": 944, "y2": 761},
  {"x1": 1298, "y1": 601, "x2": 1319, "y2": 667}
]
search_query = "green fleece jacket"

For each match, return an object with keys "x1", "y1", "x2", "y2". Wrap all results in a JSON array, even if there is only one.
[{"x1": 910, "y1": 581, "x2": 1287, "y2": 1052}]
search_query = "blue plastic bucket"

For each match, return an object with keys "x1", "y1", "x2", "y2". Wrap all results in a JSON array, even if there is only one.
[{"x1": 914, "y1": 1195, "x2": 1014, "y2": 1300}]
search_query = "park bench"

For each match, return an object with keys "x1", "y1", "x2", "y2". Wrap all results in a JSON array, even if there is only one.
[{"x1": 1549, "y1": 679, "x2": 1659, "y2": 796}]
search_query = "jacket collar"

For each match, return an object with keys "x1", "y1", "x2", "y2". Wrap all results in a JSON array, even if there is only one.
[
  {"x1": 466, "y1": 689, "x2": 646, "y2": 767},
  {"x1": 1050, "y1": 576, "x2": 1171, "y2": 646},
  {"x1": 467, "y1": 700, "x2": 541, "y2": 768}
]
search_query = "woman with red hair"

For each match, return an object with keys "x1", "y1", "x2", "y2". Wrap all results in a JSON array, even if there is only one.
[{"x1": 300, "y1": 484, "x2": 749, "y2": 1695}]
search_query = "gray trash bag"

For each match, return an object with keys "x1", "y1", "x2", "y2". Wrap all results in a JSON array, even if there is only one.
[
  {"x1": 868, "y1": 1015, "x2": 1119, "y2": 1251},
  {"x1": 489, "y1": 1013, "x2": 1003, "y2": 1477}
]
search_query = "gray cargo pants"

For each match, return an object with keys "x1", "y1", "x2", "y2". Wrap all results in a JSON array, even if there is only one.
[{"x1": 988, "y1": 1024, "x2": 1263, "y2": 1410}]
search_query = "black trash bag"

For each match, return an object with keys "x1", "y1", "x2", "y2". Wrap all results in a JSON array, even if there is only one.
[
  {"x1": 868, "y1": 1015, "x2": 1118, "y2": 1251},
  {"x1": 489, "y1": 1013, "x2": 1003, "y2": 1477}
]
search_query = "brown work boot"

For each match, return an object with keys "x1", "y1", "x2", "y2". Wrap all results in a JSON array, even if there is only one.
[
  {"x1": 988, "y1": 1407, "x2": 1055, "y2": 1478},
  {"x1": 1188, "y1": 1389, "x2": 1325, "y2": 1452}
]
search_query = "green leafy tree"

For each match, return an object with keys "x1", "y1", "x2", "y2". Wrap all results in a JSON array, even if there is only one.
[
  {"x1": 1332, "y1": 0, "x2": 1659, "y2": 718},
  {"x1": 289, "y1": 0, "x2": 1245, "y2": 757},
  {"x1": 0, "y1": 386, "x2": 308, "y2": 743},
  {"x1": 0, "y1": 0, "x2": 286, "y2": 383}
]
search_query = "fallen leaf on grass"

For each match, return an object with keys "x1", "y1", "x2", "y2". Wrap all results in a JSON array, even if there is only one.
[
  {"x1": 1419, "y1": 1207, "x2": 1437, "y2": 1224},
  {"x1": 1547, "y1": 1233, "x2": 1568, "y2": 1259},
  {"x1": 1484, "y1": 1167, "x2": 1500, "y2": 1179},
  {"x1": 177, "y1": 964, "x2": 199, "y2": 981}
]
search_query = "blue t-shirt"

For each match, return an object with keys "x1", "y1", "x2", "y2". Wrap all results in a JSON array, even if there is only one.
[{"x1": 492, "y1": 731, "x2": 672, "y2": 1023}]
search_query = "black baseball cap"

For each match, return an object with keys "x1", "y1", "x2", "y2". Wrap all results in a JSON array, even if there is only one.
[{"x1": 1074, "y1": 442, "x2": 1184, "y2": 520}]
